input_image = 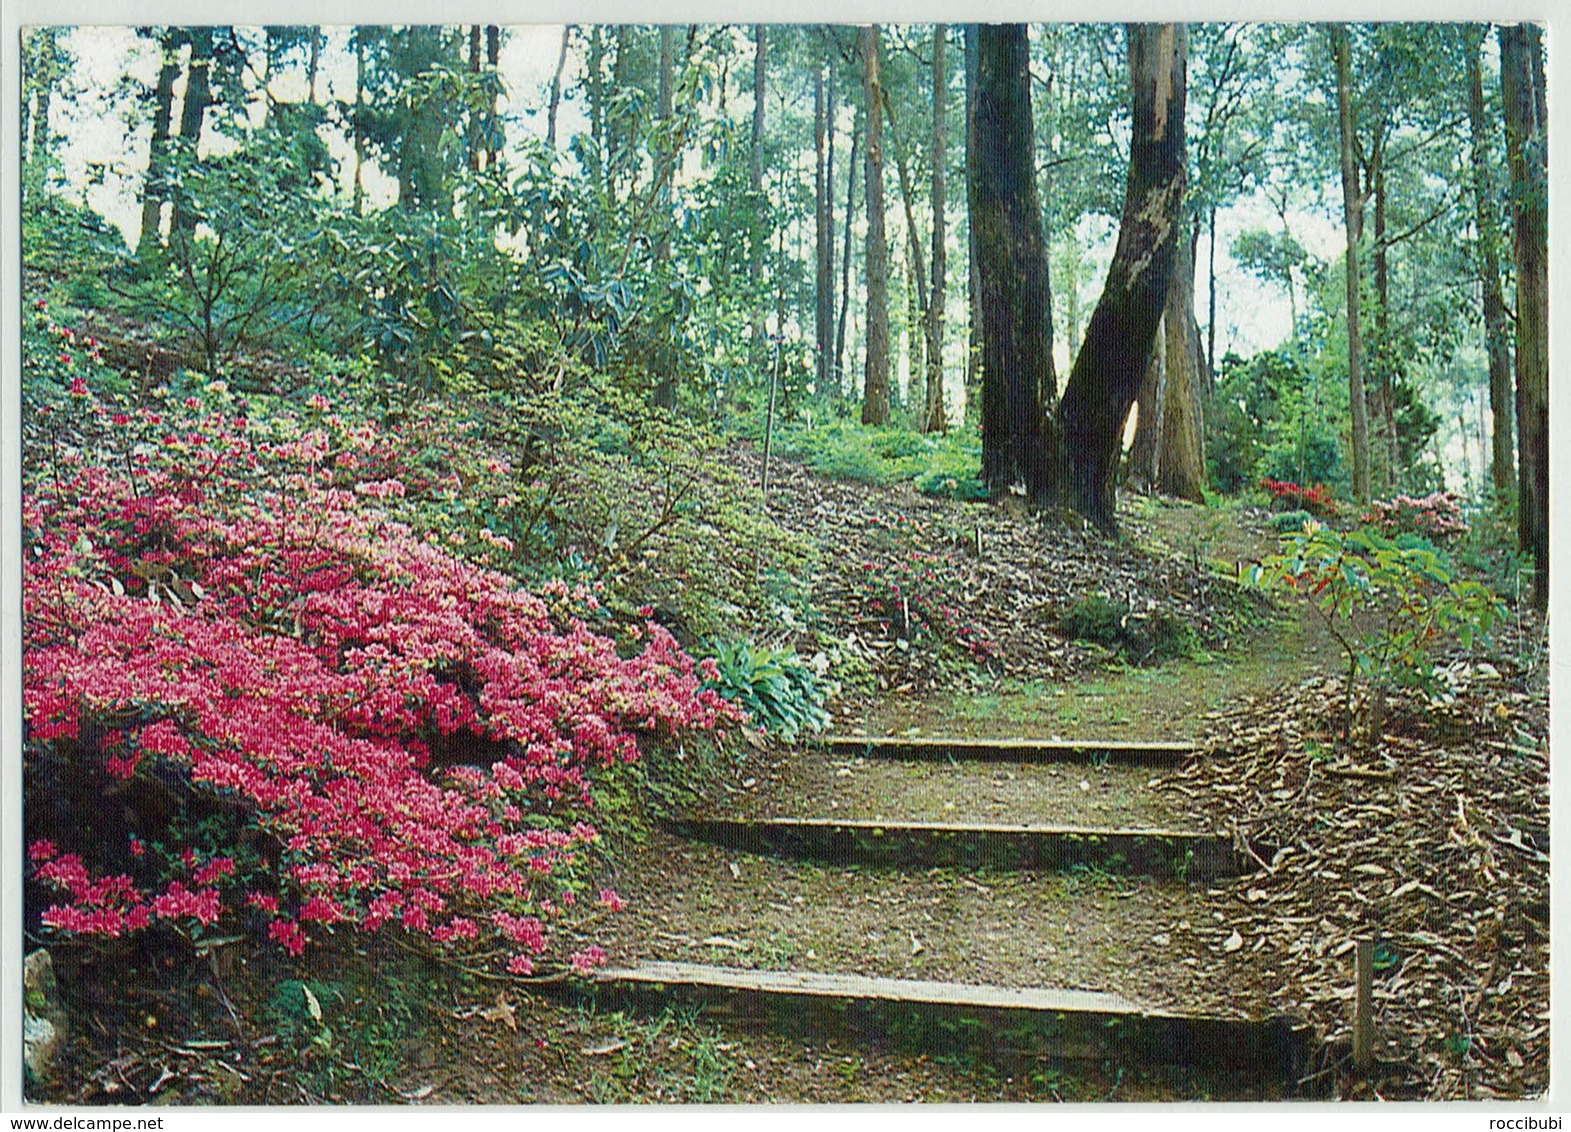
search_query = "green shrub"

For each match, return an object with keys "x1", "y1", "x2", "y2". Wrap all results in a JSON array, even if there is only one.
[
  {"x1": 1245, "y1": 523, "x2": 1505, "y2": 737},
  {"x1": 1058, "y1": 594, "x2": 1196, "y2": 664},
  {"x1": 1270, "y1": 509, "x2": 1314, "y2": 533},
  {"x1": 704, "y1": 640, "x2": 830, "y2": 742}
]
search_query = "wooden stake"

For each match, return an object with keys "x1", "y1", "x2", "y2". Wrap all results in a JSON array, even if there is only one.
[{"x1": 1353, "y1": 937, "x2": 1375, "y2": 1073}]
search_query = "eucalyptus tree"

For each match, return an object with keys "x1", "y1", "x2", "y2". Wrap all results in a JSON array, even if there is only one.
[{"x1": 1499, "y1": 21, "x2": 1548, "y2": 610}]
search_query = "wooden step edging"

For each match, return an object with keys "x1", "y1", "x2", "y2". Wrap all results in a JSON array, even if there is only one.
[
  {"x1": 581, "y1": 961, "x2": 1312, "y2": 1084},
  {"x1": 818, "y1": 735, "x2": 1198, "y2": 768},
  {"x1": 664, "y1": 816, "x2": 1252, "y2": 879}
]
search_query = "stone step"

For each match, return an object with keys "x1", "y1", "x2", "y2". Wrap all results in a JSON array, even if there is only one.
[
  {"x1": 586, "y1": 961, "x2": 1311, "y2": 1085},
  {"x1": 818, "y1": 735, "x2": 1197, "y2": 767},
  {"x1": 663, "y1": 816, "x2": 1250, "y2": 878}
]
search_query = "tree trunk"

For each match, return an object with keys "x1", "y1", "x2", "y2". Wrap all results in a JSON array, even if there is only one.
[
  {"x1": 1370, "y1": 124, "x2": 1398, "y2": 492},
  {"x1": 1155, "y1": 227, "x2": 1207, "y2": 501},
  {"x1": 652, "y1": 25, "x2": 678, "y2": 410},
  {"x1": 1465, "y1": 29, "x2": 1515, "y2": 502},
  {"x1": 815, "y1": 63, "x2": 835, "y2": 396},
  {"x1": 28, "y1": 30, "x2": 58, "y2": 166},
  {"x1": 750, "y1": 25, "x2": 769, "y2": 361},
  {"x1": 860, "y1": 25, "x2": 891, "y2": 426},
  {"x1": 486, "y1": 26, "x2": 502, "y2": 169},
  {"x1": 1058, "y1": 24, "x2": 1187, "y2": 531},
  {"x1": 138, "y1": 32, "x2": 182, "y2": 254},
  {"x1": 467, "y1": 26, "x2": 483, "y2": 171},
  {"x1": 881, "y1": 87, "x2": 931, "y2": 406},
  {"x1": 1206, "y1": 203, "x2": 1218, "y2": 374},
  {"x1": 547, "y1": 26, "x2": 571, "y2": 150},
  {"x1": 964, "y1": 25, "x2": 984, "y2": 415},
  {"x1": 1332, "y1": 26, "x2": 1371, "y2": 504},
  {"x1": 971, "y1": 24, "x2": 1059, "y2": 502},
  {"x1": 1128, "y1": 315, "x2": 1167, "y2": 488},
  {"x1": 170, "y1": 27, "x2": 214, "y2": 240},
  {"x1": 924, "y1": 24, "x2": 950, "y2": 434},
  {"x1": 352, "y1": 30, "x2": 367, "y2": 215},
  {"x1": 1500, "y1": 22, "x2": 1548, "y2": 611},
  {"x1": 835, "y1": 112, "x2": 860, "y2": 394}
]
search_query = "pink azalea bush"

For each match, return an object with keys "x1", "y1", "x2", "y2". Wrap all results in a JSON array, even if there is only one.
[
  {"x1": 23, "y1": 380, "x2": 740, "y2": 974},
  {"x1": 1361, "y1": 491, "x2": 1470, "y2": 543}
]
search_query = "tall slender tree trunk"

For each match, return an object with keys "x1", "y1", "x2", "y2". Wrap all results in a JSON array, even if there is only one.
[
  {"x1": 1206, "y1": 203, "x2": 1218, "y2": 374},
  {"x1": 860, "y1": 25, "x2": 891, "y2": 426},
  {"x1": 170, "y1": 26, "x2": 214, "y2": 241},
  {"x1": 750, "y1": 25, "x2": 769, "y2": 361},
  {"x1": 964, "y1": 25, "x2": 984, "y2": 415},
  {"x1": 881, "y1": 87, "x2": 930, "y2": 398},
  {"x1": 1500, "y1": 22, "x2": 1548, "y2": 612},
  {"x1": 1332, "y1": 26, "x2": 1371, "y2": 504},
  {"x1": 652, "y1": 26, "x2": 678, "y2": 410},
  {"x1": 1155, "y1": 226, "x2": 1207, "y2": 501},
  {"x1": 815, "y1": 63, "x2": 835, "y2": 396},
  {"x1": 924, "y1": 24, "x2": 949, "y2": 433},
  {"x1": 29, "y1": 30, "x2": 59, "y2": 166},
  {"x1": 486, "y1": 26, "x2": 502, "y2": 169},
  {"x1": 138, "y1": 32, "x2": 182, "y2": 254},
  {"x1": 547, "y1": 26, "x2": 571, "y2": 150},
  {"x1": 835, "y1": 113, "x2": 861, "y2": 393},
  {"x1": 1370, "y1": 127, "x2": 1398, "y2": 492},
  {"x1": 1465, "y1": 30, "x2": 1516, "y2": 502},
  {"x1": 307, "y1": 27, "x2": 323, "y2": 103},
  {"x1": 353, "y1": 29, "x2": 366, "y2": 215},
  {"x1": 1058, "y1": 23, "x2": 1187, "y2": 531},
  {"x1": 467, "y1": 26, "x2": 484, "y2": 171},
  {"x1": 971, "y1": 24, "x2": 1058, "y2": 501}
]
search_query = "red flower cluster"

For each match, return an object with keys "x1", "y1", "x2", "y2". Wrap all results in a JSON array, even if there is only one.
[
  {"x1": 1260, "y1": 478, "x2": 1340, "y2": 518},
  {"x1": 24, "y1": 389, "x2": 740, "y2": 974}
]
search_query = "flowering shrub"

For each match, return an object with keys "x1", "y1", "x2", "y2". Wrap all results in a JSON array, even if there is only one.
[
  {"x1": 1260, "y1": 478, "x2": 1339, "y2": 518},
  {"x1": 23, "y1": 379, "x2": 740, "y2": 975},
  {"x1": 850, "y1": 551, "x2": 999, "y2": 665},
  {"x1": 1362, "y1": 491, "x2": 1469, "y2": 543}
]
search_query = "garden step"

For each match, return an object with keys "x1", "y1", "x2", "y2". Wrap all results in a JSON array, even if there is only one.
[
  {"x1": 818, "y1": 735, "x2": 1197, "y2": 767},
  {"x1": 663, "y1": 816, "x2": 1249, "y2": 878},
  {"x1": 586, "y1": 961, "x2": 1311, "y2": 1082}
]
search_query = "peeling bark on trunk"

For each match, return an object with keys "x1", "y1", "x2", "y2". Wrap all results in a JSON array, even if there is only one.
[
  {"x1": 860, "y1": 25, "x2": 891, "y2": 427},
  {"x1": 1500, "y1": 23, "x2": 1548, "y2": 611},
  {"x1": 971, "y1": 24, "x2": 1059, "y2": 502},
  {"x1": 1058, "y1": 23, "x2": 1187, "y2": 531},
  {"x1": 1332, "y1": 27, "x2": 1371, "y2": 504},
  {"x1": 1465, "y1": 30, "x2": 1515, "y2": 502}
]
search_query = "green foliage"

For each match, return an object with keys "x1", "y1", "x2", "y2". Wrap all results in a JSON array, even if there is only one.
[
  {"x1": 1208, "y1": 350, "x2": 1345, "y2": 496},
  {"x1": 1270, "y1": 509, "x2": 1315, "y2": 533},
  {"x1": 1057, "y1": 594, "x2": 1197, "y2": 665},
  {"x1": 21, "y1": 174, "x2": 132, "y2": 309},
  {"x1": 704, "y1": 640, "x2": 829, "y2": 742},
  {"x1": 741, "y1": 413, "x2": 986, "y2": 499},
  {"x1": 1245, "y1": 523, "x2": 1505, "y2": 734}
]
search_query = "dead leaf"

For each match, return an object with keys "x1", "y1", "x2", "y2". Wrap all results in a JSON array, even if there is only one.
[
  {"x1": 1222, "y1": 930, "x2": 1244, "y2": 953},
  {"x1": 480, "y1": 993, "x2": 517, "y2": 1031},
  {"x1": 582, "y1": 1039, "x2": 628, "y2": 1057}
]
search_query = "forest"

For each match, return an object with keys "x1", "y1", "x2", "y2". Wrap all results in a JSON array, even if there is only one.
[{"x1": 16, "y1": 21, "x2": 1549, "y2": 1107}]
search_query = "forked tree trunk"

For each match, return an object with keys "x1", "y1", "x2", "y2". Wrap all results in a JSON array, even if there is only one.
[
  {"x1": 1057, "y1": 24, "x2": 1187, "y2": 530},
  {"x1": 1465, "y1": 28, "x2": 1515, "y2": 502},
  {"x1": 924, "y1": 24, "x2": 950, "y2": 434},
  {"x1": 860, "y1": 25, "x2": 891, "y2": 426},
  {"x1": 1331, "y1": 26, "x2": 1372, "y2": 504},
  {"x1": 1500, "y1": 22, "x2": 1548, "y2": 611},
  {"x1": 971, "y1": 24, "x2": 1059, "y2": 502}
]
